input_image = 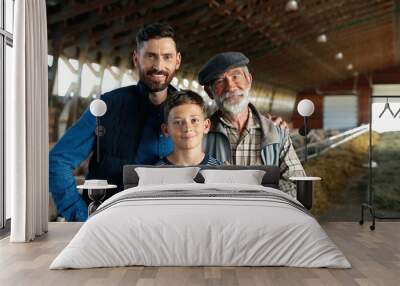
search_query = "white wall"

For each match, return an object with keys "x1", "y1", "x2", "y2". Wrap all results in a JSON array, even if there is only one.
[
  {"x1": 372, "y1": 84, "x2": 400, "y2": 133},
  {"x1": 323, "y1": 95, "x2": 358, "y2": 130}
]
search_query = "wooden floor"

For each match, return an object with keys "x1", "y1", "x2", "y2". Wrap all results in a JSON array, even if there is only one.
[{"x1": 0, "y1": 222, "x2": 398, "y2": 286}]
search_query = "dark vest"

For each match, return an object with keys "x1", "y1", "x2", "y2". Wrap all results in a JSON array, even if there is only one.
[
  {"x1": 85, "y1": 83, "x2": 152, "y2": 199},
  {"x1": 83, "y1": 82, "x2": 176, "y2": 202}
]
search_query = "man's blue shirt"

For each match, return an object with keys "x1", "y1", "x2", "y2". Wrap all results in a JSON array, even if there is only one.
[
  {"x1": 134, "y1": 104, "x2": 173, "y2": 164},
  {"x1": 49, "y1": 109, "x2": 96, "y2": 221}
]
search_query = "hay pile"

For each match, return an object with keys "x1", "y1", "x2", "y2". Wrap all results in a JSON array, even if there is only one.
[
  {"x1": 303, "y1": 132, "x2": 379, "y2": 215},
  {"x1": 370, "y1": 132, "x2": 400, "y2": 210}
]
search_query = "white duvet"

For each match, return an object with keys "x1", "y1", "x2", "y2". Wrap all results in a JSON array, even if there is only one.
[{"x1": 50, "y1": 183, "x2": 351, "y2": 269}]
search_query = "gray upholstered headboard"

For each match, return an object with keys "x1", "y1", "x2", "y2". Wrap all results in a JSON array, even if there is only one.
[{"x1": 123, "y1": 165, "x2": 280, "y2": 189}]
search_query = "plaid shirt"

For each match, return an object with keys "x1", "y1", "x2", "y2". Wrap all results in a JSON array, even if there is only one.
[
  {"x1": 217, "y1": 107, "x2": 305, "y2": 197},
  {"x1": 220, "y1": 109, "x2": 263, "y2": 165}
]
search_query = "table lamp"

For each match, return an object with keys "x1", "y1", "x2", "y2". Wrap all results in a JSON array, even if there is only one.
[
  {"x1": 297, "y1": 99, "x2": 315, "y2": 162},
  {"x1": 89, "y1": 99, "x2": 107, "y2": 163}
]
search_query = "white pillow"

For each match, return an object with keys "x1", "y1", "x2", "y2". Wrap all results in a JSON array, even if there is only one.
[
  {"x1": 200, "y1": 169, "x2": 265, "y2": 185},
  {"x1": 135, "y1": 167, "x2": 200, "y2": 186}
]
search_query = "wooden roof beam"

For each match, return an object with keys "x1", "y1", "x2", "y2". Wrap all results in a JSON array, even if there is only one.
[
  {"x1": 138, "y1": 20, "x2": 261, "y2": 62},
  {"x1": 208, "y1": 1, "x2": 284, "y2": 47},
  {"x1": 86, "y1": 1, "x2": 207, "y2": 46},
  {"x1": 183, "y1": 21, "x2": 240, "y2": 46},
  {"x1": 80, "y1": 2, "x2": 211, "y2": 59},
  {"x1": 100, "y1": 15, "x2": 227, "y2": 53},
  {"x1": 209, "y1": 1, "x2": 344, "y2": 78},
  {"x1": 287, "y1": 2, "x2": 395, "y2": 42},
  {"x1": 393, "y1": 1, "x2": 400, "y2": 65},
  {"x1": 48, "y1": 0, "x2": 121, "y2": 25},
  {"x1": 51, "y1": 1, "x2": 153, "y2": 40}
]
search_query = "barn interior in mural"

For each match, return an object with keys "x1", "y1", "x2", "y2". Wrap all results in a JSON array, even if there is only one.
[{"x1": 45, "y1": 0, "x2": 400, "y2": 219}]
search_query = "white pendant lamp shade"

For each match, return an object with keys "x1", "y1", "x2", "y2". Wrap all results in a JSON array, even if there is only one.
[
  {"x1": 297, "y1": 99, "x2": 315, "y2": 117},
  {"x1": 335, "y1": 52, "x2": 344, "y2": 60},
  {"x1": 90, "y1": 99, "x2": 107, "y2": 117},
  {"x1": 317, "y1": 34, "x2": 327, "y2": 43},
  {"x1": 285, "y1": 0, "x2": 298, "y2": 11}
]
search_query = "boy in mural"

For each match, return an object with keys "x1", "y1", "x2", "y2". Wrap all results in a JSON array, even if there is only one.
[{"x1": 157, "y1": 90, "x2": 221, "y2": 166}]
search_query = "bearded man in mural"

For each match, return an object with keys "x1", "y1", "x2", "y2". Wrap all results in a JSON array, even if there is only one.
[
  {"x1": 199, "y1": 52, "x2": 306, "y2": 196},
  {"x1": 49, "y1": 23, "x2": 287, "y2": 221}
]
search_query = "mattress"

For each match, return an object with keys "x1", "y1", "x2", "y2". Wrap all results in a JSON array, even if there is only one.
[{"x1": 50, "y1": 183, "x2": 351, "y2": 269}]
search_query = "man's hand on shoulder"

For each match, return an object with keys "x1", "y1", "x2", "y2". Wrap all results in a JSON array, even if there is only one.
[{"x1": 265, "y1": 113, "x2": 289, "y2": 129}]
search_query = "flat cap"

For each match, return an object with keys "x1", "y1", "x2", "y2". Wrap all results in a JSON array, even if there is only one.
[{"x1": 198, "y1": 52, "x2": 249, "y2": 85}]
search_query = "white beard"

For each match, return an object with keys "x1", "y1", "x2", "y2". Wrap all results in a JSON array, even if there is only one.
[{"x1": 215, "y1": 89, "x2": 250, "y2": 115}]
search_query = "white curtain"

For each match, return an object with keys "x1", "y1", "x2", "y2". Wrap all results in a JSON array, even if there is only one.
[{"x1": 6, "y1": 0, "x2": 49, "y2": 242}]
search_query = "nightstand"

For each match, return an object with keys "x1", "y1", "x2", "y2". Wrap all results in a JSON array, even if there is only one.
[
  {"x1": 289, "y1": 176, "x2": 321, "y2": 210},
  {"x1": 77, "y1": 184, "x2": 117, "y2": 215}
]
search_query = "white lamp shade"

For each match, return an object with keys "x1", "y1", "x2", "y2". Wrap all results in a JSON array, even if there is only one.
[
  {"x1": 90, "y1": 99, "x2": 107, "y2": 117},
  {"x1": 317, "y1": 34, "x2": 327, "y2": 43},
  {"x1": 285, "y1": 0, "x2": 298, "y2": 11},
  {"x1": 335, "y1": 52, "x2": 344, "y2": 60},
  {"x1": 297, "y1": 99, "x2": 315, "y2": 117}
]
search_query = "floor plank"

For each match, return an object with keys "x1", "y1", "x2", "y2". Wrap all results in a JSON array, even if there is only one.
[{"x1": 0, "y1": 222, "x2": 398, "y2": 286}]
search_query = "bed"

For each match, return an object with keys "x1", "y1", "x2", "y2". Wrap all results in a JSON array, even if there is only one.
[{"x1": 50, "y1": 165, "x2": 350, "y2": 269}]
